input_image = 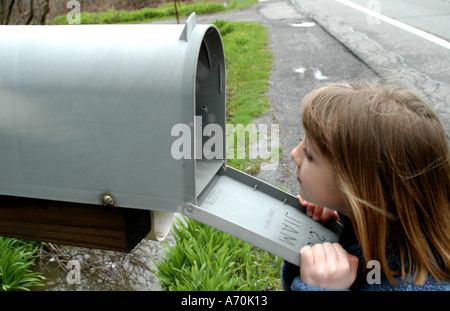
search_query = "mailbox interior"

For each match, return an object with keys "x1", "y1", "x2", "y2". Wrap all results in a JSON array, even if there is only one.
[{"x1": 194, "y1": 27, "x2": 226, "y2": 199}]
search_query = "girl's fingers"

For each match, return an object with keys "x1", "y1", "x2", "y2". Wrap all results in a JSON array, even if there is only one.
[
  {"x1": 297, "y1": 195, "x2": 307, "y2": 206},
  {"x1": 323, "y1": 242, "x2": 338, "y2": 262},
  {"x1": 297, "y1": 195, "x2": 339, "y2": 224},
  {"x1": 300, "y1": 243, "x2": 359, "y2": 290},
  {"x1": 312, "y1": 205, "x2": 324, "y2": 221},
  {"x1": 300, "y1": 245, "x2": 313, "y2": 265}
]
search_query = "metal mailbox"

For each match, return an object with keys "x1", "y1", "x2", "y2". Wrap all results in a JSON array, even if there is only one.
[{"x1": 0, "y1": 14, "x2": 341, "y2": 265}]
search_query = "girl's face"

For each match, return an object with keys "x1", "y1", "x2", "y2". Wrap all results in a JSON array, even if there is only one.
[{"x1": 291, "y1": 137, "x2": 349, "y2": 216}]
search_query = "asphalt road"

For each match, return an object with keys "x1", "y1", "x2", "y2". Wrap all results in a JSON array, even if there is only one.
[{"x1": 291, "y1": 0, "x2": 450, "y2": 131}]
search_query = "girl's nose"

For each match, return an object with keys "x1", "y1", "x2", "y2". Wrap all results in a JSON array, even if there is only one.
[{"x1": 291, "y1": 140, "x2": 305, "y2": 166}]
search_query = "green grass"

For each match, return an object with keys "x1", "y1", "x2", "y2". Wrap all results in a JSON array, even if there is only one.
[
  {"x1": 50, "y1": 0, "x2": 258, "y2": 25},
  {"x1": 155, "y1": 217, "x2": 282, "y2": 291},
  {"x1": 219, "y1": 20, "x2": 272, "y2": 126},
  {"x1": 155, "y1": 20, "x2": 283, "y2": 291},
  {"x1": 0, "y1": 237, "x2": 45, "y2": 291},
  {"x1": 216, "y1": 20, "x2": 279, "y2": 174}
]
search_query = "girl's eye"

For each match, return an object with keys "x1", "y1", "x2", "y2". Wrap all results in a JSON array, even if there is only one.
[{"x1": 303, "y1": 148, "x2": 313, "y2": 161}]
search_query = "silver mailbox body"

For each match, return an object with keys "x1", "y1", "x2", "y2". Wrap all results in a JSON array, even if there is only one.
[
  {"x1": 0, "y1": 15, "x2": 341, "y2": 265},
  {"x1": 0, "y1": 16, "x2": 225, "y2": 214}
]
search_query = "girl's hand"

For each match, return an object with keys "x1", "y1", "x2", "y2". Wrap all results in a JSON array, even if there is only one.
[
  {"x1": 297, "y1": 195, "x2": 339, "y2": 223},
  {"x1": 300, "y1": 242, "x2": 359, "y2": 290}
]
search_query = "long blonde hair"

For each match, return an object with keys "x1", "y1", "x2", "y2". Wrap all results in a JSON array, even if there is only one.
[{"x1": 302, "y1": 81, "x2": 450, "y2": 286}]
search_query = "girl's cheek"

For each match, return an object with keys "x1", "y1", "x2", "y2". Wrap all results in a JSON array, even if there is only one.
[{"x1": 298, "y1": 170, "x2": 313, "y2": 202}]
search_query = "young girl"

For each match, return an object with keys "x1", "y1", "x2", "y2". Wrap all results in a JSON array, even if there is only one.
[{"x1": 281, "y1": 81, "x2": 450, "y2": 290}]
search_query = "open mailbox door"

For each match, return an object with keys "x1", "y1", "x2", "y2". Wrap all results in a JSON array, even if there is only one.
[{"x1": 184, "y1": 166, "x2": 342, "y2": 266}]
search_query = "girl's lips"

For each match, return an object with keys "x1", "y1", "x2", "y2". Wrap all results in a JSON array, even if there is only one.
[{"x1": 297, "y1": 176, "x2": 302, "y2": 183}]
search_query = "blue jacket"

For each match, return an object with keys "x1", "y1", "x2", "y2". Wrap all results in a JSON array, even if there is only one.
[{"x1": 281, "y1": 216, "x2": 449, "y2": 291}]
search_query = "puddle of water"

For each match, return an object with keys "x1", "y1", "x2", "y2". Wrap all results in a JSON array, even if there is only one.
[
  {"x1": 313, "y1": 68, "x2": 329, "y2": 80},
  {"x1": 294, "y1": 67, "x2": 329, "y2": 80},
  {"x1": 294, "y1": 66, "x2": 306, "y2": 76}
]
